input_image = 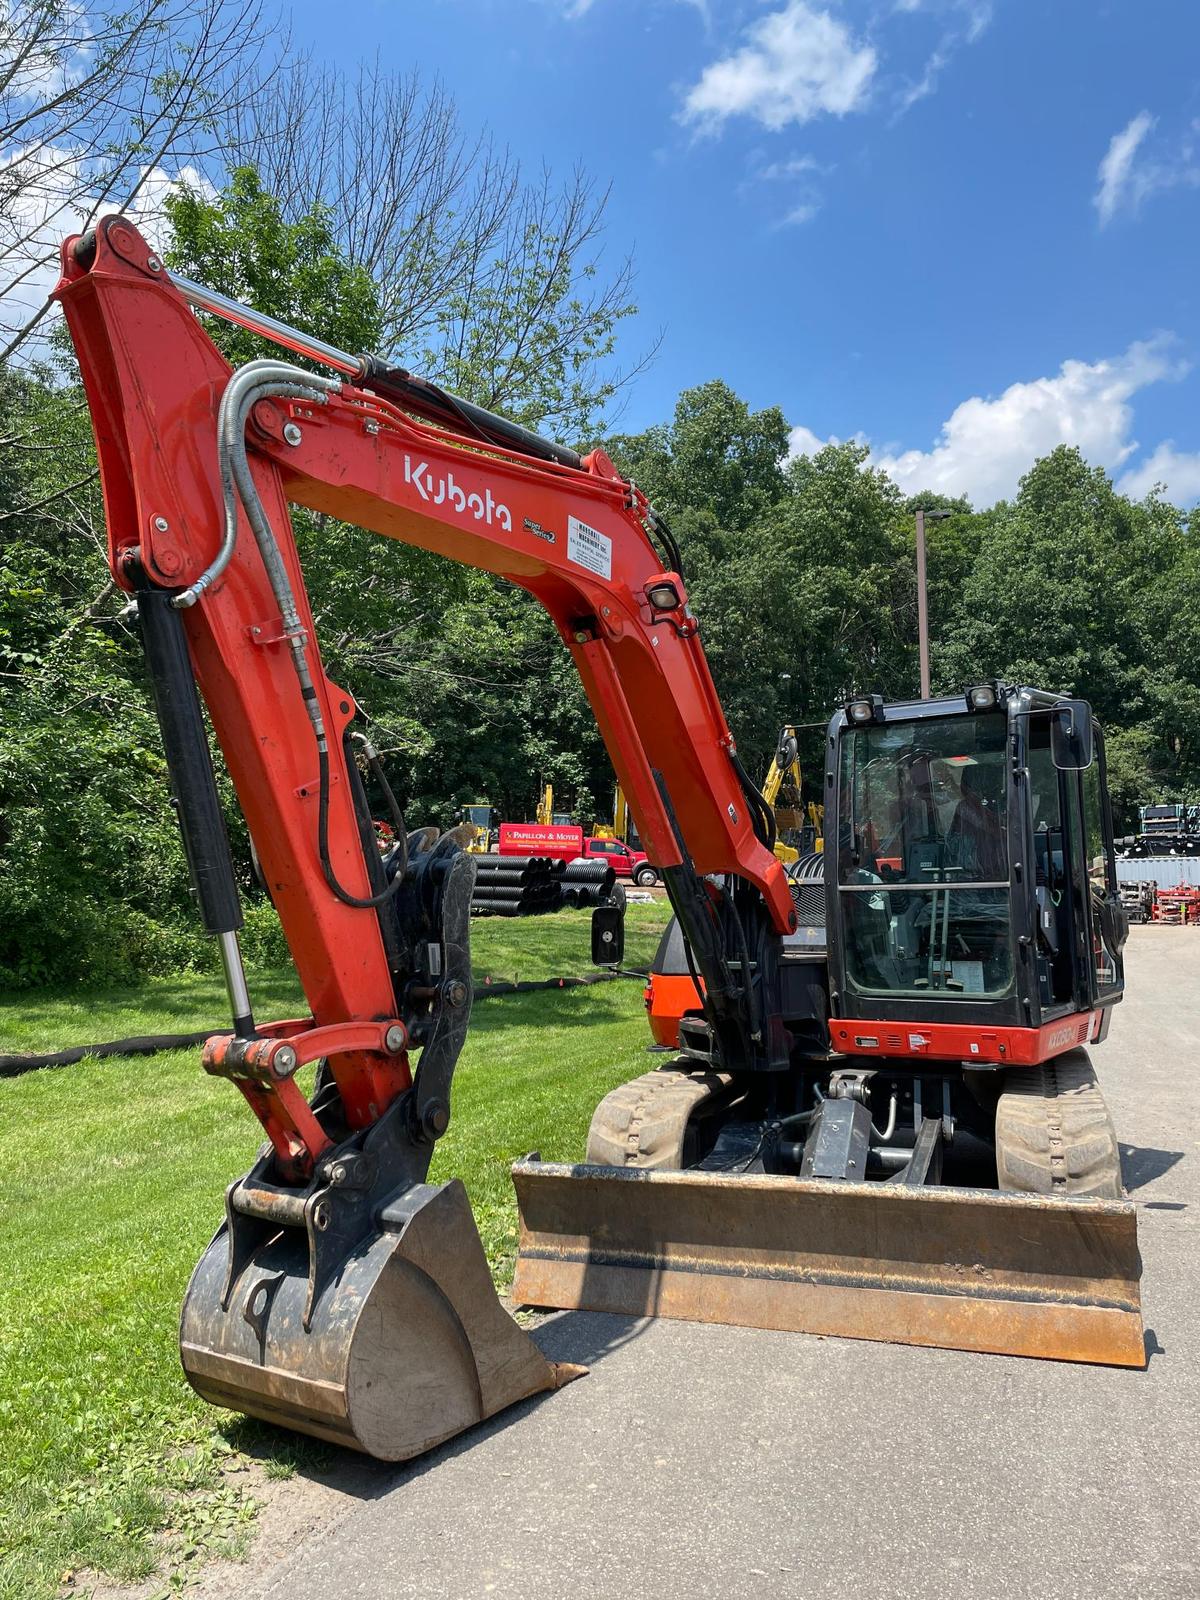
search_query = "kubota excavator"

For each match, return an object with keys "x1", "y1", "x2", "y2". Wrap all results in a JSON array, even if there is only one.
[{"x1": 55, "y1": 218, "x2": 1144, "y2": 1463}]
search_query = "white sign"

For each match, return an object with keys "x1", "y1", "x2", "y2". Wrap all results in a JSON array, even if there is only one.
[{"x1": 567, "y1": 514, "x2": 612, "y2": 579}]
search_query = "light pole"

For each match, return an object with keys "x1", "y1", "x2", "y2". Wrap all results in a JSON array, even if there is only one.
[{"x1": 914, "y1": 508, "x2": 951, "y2": 699}]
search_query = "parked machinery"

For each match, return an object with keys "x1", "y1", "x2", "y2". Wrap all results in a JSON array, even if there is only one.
[
  {"x1": 57, "y1": 220, "x2": 1144, "y2": 1466},
  {"x1": 761, "y1": 724, "x2": 823, "y2": 859}
]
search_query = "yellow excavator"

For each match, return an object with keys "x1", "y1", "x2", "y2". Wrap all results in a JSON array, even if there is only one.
[
  {"x1": 763, "y1": 725, "x2": 823, "y2": 862},
  {"x1": 535, "y1": 783, "x2": 573, "y2": 827},
  {"x1": 593, "y1": 783, "x2": 641, "y2": 847},
  {"x1": 459, "y1": 802, "x2": 495, "y2": 853}
]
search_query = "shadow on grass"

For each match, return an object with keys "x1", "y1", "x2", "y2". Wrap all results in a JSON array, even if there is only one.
[{"x1": 0, "y1": 970, "x2": 645, "y2": 1058}]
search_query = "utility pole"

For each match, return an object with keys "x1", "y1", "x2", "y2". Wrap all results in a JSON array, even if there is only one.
[{"x1": 914, "y1": 508, "x2": 951, "y2": 699}]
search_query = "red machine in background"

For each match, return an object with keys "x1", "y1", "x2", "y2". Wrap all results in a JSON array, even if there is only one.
[{"x1": 54, "y1": 217, "x2": 1144, "y2": 1465}]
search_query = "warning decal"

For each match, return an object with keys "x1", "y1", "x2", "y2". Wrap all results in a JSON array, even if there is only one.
[{"x1": 567, "y1": 514, "x2": 612, "y2": 580}]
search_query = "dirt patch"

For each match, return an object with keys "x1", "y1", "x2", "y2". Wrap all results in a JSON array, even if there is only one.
[{"x1": 66, "y1": 1450, "x2": 387, "y2": 1600}]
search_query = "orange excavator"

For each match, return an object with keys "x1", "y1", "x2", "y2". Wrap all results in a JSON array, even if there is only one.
[{"x1": 55, "y1": 218, "x2": 1143, "y2": 1463}]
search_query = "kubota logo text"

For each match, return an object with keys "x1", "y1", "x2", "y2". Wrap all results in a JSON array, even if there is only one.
[{"x1": 404, "y1": 456, "x2": 512, "y2": 531}]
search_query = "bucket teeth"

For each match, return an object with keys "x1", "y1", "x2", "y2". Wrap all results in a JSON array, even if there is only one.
[
  {"x1": 511, "y1": 1160, "x2": 1146, "y2": 1369},
  {"x1": 182, "y1": 1179, "x2": 576, "y2": 1460}
]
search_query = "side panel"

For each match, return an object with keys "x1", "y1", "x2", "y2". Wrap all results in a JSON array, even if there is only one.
[{"x1": 830, "y1": 1008, "x2": 1105, "y2": 1067}]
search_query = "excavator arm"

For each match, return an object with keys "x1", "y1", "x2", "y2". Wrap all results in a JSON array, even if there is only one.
[
  {"x1": 56, "y1": 218, "x2": 795, "y2": 1164},
  {"x1": 52, "y1": 217, "x2": 801, "y2": 1457}
]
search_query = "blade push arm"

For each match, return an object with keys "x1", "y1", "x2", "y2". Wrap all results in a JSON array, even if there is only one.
[{"x1": 54, "y1": 217, "x2": 796, "y2": 1167}]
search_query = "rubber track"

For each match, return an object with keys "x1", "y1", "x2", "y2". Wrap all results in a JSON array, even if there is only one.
[
  {"x1": 994, "y1": 1048, "x2": 1124, "y2": 1199},
  {"x1": 585, "y1": 1063, "x2": 733, "y2": 1169}
]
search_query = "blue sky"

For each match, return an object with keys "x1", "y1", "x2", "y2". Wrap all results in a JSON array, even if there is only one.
[{"x1": 246, "y1": 2, "x2": 1200, "y2": 503}]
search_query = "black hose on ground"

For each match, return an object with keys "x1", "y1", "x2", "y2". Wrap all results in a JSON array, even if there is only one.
[
  {"x1": 0, "y1": 1030, "x2": 230, "y2": 1078},
  {"x1": 0, "y1": 970, "x2": 651, "y2": 1078}
]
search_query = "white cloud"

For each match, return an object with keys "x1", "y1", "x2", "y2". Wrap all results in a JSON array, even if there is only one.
[
  {"x1": 753, "y1": 152, "x2": 828, "y2": 226},
  {"x1": 561, "y1": 0, "x2": 708, "y2": 17},
  {"x1": 788, "y1": 423, "x2": 837, "y2": 455},
  {"x1": 1, "y1": 142, "x2": 214, "y2": 356},
  {"x1": 782, "y1": 200, "x2": 820, "y2": 225},
  {"x1": 682, "y1": 2, "x2": 876, "y2": 132},
  {"x1": 757, "y1": 154, "x2": 824, "y2": 181},
  {"x1": 895, "y1": 42, "x2": 951, "y2": 114},
  {"x1": 789, "y1": 337, "x2": 1194, "y2": 505},
  {"x1": 1093, "y1": 110, "x2": 1200, "y2": 226},
  {"x1": 1094, "y1": 111, "x2": 1156, "y2": 225},
  {"x1": 872, "y1": 338, "x2": 1185, "y2": 502},
  {"x1": 1117, "y1": 442, "x2": 1200, "y2": 505},
  {"x1": 962, "y1": 2, "x2": 991, "y2": 43},
  {"x1": 892, "y1": 0, "x2": 992, "y2": 118}
]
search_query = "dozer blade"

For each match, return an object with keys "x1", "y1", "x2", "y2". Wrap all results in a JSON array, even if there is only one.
[
  {"x1": 182, "y1": 1178, "x2": 579, "y2": 1460},
  {"x1": 511, "y1": 1161, "x2": 1146, "y2": 1368}
]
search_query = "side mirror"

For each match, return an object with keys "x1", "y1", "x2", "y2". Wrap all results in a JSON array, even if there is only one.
[
  {"x1": 1051, "y1": 699, "x2": 1094, "y2": 771},
  {"x1": 591, "y1": 903, "x2": 625, "y2": 967}
]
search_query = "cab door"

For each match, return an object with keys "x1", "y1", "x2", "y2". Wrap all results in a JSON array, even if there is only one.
[
  {"x1": 1072, "y1": 725, "x2": 1125, "y2": 1004},
  {"x1": 1047, "y1": 713, "x2": 1125, "y2": 1012}
]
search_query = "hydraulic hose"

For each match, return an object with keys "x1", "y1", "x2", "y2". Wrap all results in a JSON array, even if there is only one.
[
  {"x1": 173, "y1": 361, "x2": 342, "y2": 610},
  {"x1": 198, "y1": 360, "x2": 407, "y2": 910},
  {"x1": 352, "y1": 732, "x2": 409, "y2": 885},
  {"x1": 872, "y1": 1092, "x2": 899, "y2": 1143},
  {"x1": 730, "y1": 746, "x2": 777, "y2": 853}
]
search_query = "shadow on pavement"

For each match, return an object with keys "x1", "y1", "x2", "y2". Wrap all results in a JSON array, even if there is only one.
[
  {"x1": 1120, "y1": 1143, "x2": 1185, "y2": 1191},
  {"x1": 220, "y1": 1309, "x2": 649, "y2": 1506},
  {"x1": 529, "y1": 1307, "x2": 651, "y2": 1367}
]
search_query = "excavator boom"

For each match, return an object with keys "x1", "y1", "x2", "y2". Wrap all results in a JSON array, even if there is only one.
[{"x1": 53, "y1": 216, "x2": 801, "y2": 1457}]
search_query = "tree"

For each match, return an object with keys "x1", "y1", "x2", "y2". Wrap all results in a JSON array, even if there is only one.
[
  {"x1": 611, "y1": 390, "x2": 912, "y2": 775},
  {"x1": 1, "y1": 0, "x2": 278, "y2": 361},
  {"x1": 608, "y1": 379, "x2": 790, "y2": 532},
  {"x1": 164, "y1": 167, "x2": 383, "y2": 362},
  {"x1": 0, "y1": 360, "x2": 209, "y2": 984},
  {"x1": 935, "y1": 446, "x2": 1198, "y2": 822},
  {"x1": 222, "y1": 55, "x2": 648, "y2": 437}
]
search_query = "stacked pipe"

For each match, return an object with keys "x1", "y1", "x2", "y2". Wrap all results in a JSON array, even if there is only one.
[
  {"x1": 470, "y1": 854, "x2": 565, "y2": 918},
  {"x1": 559, "y1": 858, "x2": 618, "y2": 909},
  {"x1": 469, "y1": 854, "x2": 620, "y2": 916}
]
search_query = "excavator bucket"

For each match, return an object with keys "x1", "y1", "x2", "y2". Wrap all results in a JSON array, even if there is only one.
[
  {"x1": 182, "y1": 1178, "x2": 579, "y2": 1460},
  {"x1": 511, "y1": 1161, "x2": 1146, "y2": 1368}
]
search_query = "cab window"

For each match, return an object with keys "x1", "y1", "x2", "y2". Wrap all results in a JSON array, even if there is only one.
[{"x1": 836, "y1": 714, "x2": 1013, "y2": 1000}]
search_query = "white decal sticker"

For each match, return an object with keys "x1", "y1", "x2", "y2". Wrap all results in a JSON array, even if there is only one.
[
  {"x1": 403, "y1": 456, "x2": 511, "y2": 531},
  {"x1": 567, "y1": 514, "x2": 612, "y2": 579}
]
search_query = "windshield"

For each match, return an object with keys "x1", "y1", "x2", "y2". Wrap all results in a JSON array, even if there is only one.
[{"x1": 837, "y1": 713, "x2": 1013, "y2": 1000}]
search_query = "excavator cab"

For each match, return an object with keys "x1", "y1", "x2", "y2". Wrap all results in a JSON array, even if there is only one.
[
  {"x1": 515, "y1": 685, "x2": 1143, "y2": 1368},
  {"x1": 827, "y1": 686, "x2": 1127, "y2": 1062}
]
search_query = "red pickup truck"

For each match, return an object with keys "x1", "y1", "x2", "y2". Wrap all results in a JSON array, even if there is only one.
[{"x1": 496, "y1": 822, "x2": 659, "y2": 886}]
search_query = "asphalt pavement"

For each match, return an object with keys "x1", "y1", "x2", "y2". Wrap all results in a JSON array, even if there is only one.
[{"x1": 212, "y1": 925, "x2": 1200, "y2": 1600}]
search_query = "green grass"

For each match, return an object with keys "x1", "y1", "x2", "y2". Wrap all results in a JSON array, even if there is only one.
[{"x1": 0, "y1": 901, "x2": 669, "y2": 1598}]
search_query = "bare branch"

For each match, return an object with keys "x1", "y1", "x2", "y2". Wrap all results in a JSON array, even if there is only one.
[{"x1": 1, "y1": 0, "x2": 283, "y2": 360}]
